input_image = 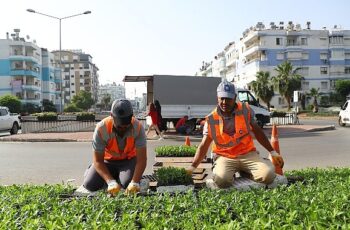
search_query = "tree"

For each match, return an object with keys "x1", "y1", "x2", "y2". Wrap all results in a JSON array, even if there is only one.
[
  {"x1": 250, "y1": 71, "x2": 274, "y2": 110},
  {"x1": 64, "y1": 103, "x2": 83, "y2": 112},
  {"x1": 335, "y1": 80, "x2": 350, "y2": 102},
  {"x1": 101, "y1": 94, "x2": 111, "y2": 110},
  {"x1": 272, "y1": 61, "x2": 303, "y2": 110},
  {"x1": 42, "y1": 99, "x2": 57, "y2": 112},
  {"x1": 0, "y1": 94, "x2": 21, "y2": 113},
  {"x1": 71, "y1": 90, "x2": 94, "y2": 110},
  {"x1": 21, "y1": 103, "x2": 41, "y2": 115},
  {"x1": 307, "y1": 88, "x2": 320, "y2": 113}
]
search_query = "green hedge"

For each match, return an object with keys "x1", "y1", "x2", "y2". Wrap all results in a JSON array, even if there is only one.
[
  {"x1": 76, "y1": 112, "x2": 95, "y2": 121},
  {"x1": 33, "y1": 112, "x2": 58, "y2": 121},
  {"x1": 155, "y1": 145, "x2": 197, "y2": 157},
  {"x1": 0, "y1": 168, "x2": 349, "y2": 228},
  {"x1": 270, "y1": 111, "x2": 287, "y2": 117}
]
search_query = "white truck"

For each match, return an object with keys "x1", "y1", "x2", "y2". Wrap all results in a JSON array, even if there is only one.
[
  {"x1": 0, "y1": 106, "x2": 21, "y2": 134},
  {"x1": 338, "y1": 99, "x2": 350, "y2": 127},
  {"x1": 123, "y1": 75, "x2": 270, "y2": 129}
]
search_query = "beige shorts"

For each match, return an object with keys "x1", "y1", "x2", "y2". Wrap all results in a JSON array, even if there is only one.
[{"x1": 212, "y1": 151, "x2": 275, "y2": 188}]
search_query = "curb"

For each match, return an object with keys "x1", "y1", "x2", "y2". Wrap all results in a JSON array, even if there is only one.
[
  {"x1": 306, "y1": 125, "x2": 336, "y2": 132},
  {"x1": 0, "y1": 125, "x2": 336, "y2": 142}
]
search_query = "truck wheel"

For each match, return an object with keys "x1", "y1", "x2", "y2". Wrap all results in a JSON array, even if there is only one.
[
  {"x1": 10, "y1": 123, "x2": 19, "y2": 135},
  {"x1": 338, "y1": 117, "x2": 346, "y2": 127}
]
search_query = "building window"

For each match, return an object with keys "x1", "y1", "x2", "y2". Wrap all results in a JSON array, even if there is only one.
[
  {"x1": 277, "y1": 52, "x2": 284, "y2": 60},
  {"x1": 320, "y1": 67, "x2": 328, "y2": 74},
  {"x1": 321, "y1": 81, "x2": 328, "y2": 90},
  {"x1": 301, "y1": 37, "x2": 308, "y2": 45},
  {"x1": 276, "y1": 38, "x2": 282, "y2": 45},
  {"x1": 302, "y1": 52, "x2": 309, "y2": 60},
  {"x1": 330, "y1": 80, "x2": 336, "y2": 89},
  {"x1": 71, "y1": 83, "x2": 74, "y2": 85},
  {"x1": 345, "y1": 67, "x2": 350, "y2": 74},
  {"x1": 71, "y1": 75, "x2": 74, "y2": 78}
]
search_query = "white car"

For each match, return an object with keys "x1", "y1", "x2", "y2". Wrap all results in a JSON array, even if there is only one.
[
  {"x1": 339, "y1": 100, "x2": 350, "y2": 127},
  {"x1": 0, "y1": 106, "x2": 21, "y2": 134}
]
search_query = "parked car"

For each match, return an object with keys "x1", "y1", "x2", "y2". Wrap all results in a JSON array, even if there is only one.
[
  {"x1": 339, "y1": 100, "x2": 350, "y2": 127},
  {"x1": 0, "y1": 106, "x2": 21, "y2": 134}
]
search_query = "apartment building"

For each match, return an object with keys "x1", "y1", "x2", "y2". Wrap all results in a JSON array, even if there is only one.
[
  {"x1": 197, "y1": 21, "x2": 350, "y2": 108},
  {"x1": 52, "y1": 50, "x2": 99, "y2": 105},
  {"x1": 0, "y1": 29, "x2": 60, "y2": 108},
  {"x1": 97, "y1": 83, "x2": 126, "y2": 104}
]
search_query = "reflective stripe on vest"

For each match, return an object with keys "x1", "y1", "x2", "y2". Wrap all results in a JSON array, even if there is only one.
[
  {"x1": 98, "y1": 117, "x2": 141, "y2": 160},
  {"x1": 207, "y1": 102, "x2": 256, "y2": 157}
]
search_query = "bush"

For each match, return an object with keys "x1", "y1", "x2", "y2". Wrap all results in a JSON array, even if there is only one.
[
  {"x1": 0, "y1": 94, "x2": 21, "y2": 113},
  {"x1": 76, "y1": 112, "x2": 95, "y2": 121},
  {"x1": 270, "y1": 111, "x2": 287, "y2": 117},
  {"x1": 21, "y1": 103, "x2": 41, "y2": 115},
  {"x1": 33, "y1": 112, "x2": 58, "y2": 121},
  {"x1": 64, "y1": 104, "x2": 83, "y2": 112},
  {"x1": 42, "y1": 99, "x2": 57, "y2": 112}
]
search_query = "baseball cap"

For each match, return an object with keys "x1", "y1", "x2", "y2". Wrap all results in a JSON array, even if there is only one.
[
  {"x1": 110, "y1": 99, "x2": 133, "y2": 125},
  {"x1": 217, "y1": 81, "x2": 236, "y2": 98}
]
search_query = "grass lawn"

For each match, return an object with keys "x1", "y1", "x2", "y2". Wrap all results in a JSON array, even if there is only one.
[{"x1": 1, "y1": 168, "x2": 349, "y2": 229}]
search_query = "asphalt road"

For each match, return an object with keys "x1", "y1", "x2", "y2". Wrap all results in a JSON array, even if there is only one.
[{"x1": 1, "y1": 120, "x2": 349, "y2": 186}]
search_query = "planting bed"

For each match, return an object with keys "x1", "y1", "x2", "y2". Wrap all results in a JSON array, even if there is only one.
[{"x1": 1, "y1": 168, "x2": 349, "y2": 229}]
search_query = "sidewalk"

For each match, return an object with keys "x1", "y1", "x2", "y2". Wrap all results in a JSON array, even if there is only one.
[{"x1": 0, "y1": 124, "x2": 335, "y2": 142}]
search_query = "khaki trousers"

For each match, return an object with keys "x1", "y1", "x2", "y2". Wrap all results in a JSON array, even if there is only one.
[{"x1": 212, "y1": 151, "x2": 276, "y2": 188}]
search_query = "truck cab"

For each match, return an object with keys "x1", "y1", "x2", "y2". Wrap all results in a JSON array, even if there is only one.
[
  {"x1": 237, "y1": 89, "x2": 270, "y2": 128},
  {"x1": 339, "y1": 100, "x2": 350, "y2": 127}
]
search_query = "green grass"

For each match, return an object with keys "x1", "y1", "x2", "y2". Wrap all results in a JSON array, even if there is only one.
[{"x1": 1, "y1": 168, "x2": 349, "y2": 229}]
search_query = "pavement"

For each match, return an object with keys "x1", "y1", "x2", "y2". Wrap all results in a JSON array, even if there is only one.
[{"x1": 0, "y1": 124, "x2": 336, "y2": 142}]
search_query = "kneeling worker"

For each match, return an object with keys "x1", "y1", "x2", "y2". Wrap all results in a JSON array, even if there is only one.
[
  {"x1": 81, "y1": 99, "x2": 147, "y2": 195},
  {"x1": 188, "y1": 81, "x2": 283, "y2": 188}
]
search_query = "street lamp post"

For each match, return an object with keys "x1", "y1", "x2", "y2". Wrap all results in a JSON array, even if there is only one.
[{"x1": 26, "y1": 9, "x2": 91, "y2": 113}]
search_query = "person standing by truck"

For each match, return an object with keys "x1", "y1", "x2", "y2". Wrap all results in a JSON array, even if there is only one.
[
  {"x1": 154, "y1": 100, "x2": 167, "y2": 134},
  {"x1": 146, "y1": 102, "x2": 163, "y2": 140},
  {"x1": 187, "y1": 81, "x2": 284, "y2": 188}
]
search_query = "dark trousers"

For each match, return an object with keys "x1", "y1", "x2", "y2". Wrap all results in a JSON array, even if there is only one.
[{"x1": 83, "y1": 158, "x2": 136, "y2": 191}]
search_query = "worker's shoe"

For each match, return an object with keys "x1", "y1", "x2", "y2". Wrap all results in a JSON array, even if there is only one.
[
  {"x1": 266, "y1": 174, "x2": 288, "y2": 189},
  {"x1": 74, "y1": 184, "x2": 98, "y2": 197}
]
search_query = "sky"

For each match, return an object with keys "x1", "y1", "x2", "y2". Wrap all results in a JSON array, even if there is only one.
[{"x1": 1, "y1": 0, "x2": 350, "y2": 98}]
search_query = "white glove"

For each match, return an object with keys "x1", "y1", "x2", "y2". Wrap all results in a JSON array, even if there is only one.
[
  {"x1": 107, "y1": 179, "x2": 120, "y2": 196},
  {"x1": 125, "y1": 181, "x2": 140, "y2": 195},
  {"x1": 269, "y1": 150, "x2": 279, "y2": 157},
  {"x1": 269, "y1": 150, "x2": 284, "y2": 168}
]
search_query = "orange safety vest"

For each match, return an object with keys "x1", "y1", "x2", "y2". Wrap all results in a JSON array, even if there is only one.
[
  {"x1": 207, "y1": 102, "x2": 256, "y2": 158},
  {"x1": 97, "y1": 116, "x2": 142, "y2": 161}
]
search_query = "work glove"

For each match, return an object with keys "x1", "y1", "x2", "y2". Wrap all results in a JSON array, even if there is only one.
[
  {"x1": 269, "y1": 150, "x2": 284, "y2": 168},
  {"x1": 185, "y1": 166, "x2": 196, "y2": 176},
  {"x1": 107, "y1": 179, "x2": 120, "y2": 196},
  {"x1": 125, "y1": 181, "x2": 140, "y2": 195}
]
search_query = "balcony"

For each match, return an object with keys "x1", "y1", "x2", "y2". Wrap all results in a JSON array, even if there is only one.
[
  {"x1": 22, "y1": 84, "x2": 41, "y2": 91},
  {"x1": 9, "y1": 54, "x2": 39, "y2": 64},
  {"x1": 10, "y1": 69, "x2": 40, "y2": 78},
  {"x1": 20, "y1": 99, "x2": 41, "y2": 105}
]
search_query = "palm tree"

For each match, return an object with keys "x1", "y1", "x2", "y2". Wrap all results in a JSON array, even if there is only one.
[
  {"x1": 308, "y1": 88, "x2": 320, "y2": 113},
  {"x1": 272, "y1": 61, "x2": 303, "y2": 110},
  {"x1": 250, "y1": 71, "x2": 274, "y2": 111}
]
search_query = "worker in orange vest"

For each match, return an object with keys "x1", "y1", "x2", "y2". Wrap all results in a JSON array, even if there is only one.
[
  {"x1": 188, "y1": 81, "x2": 284, "y2": 188},
  {"x1": 81, "y1": 99, "x2": 147, "y2": 196}
]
